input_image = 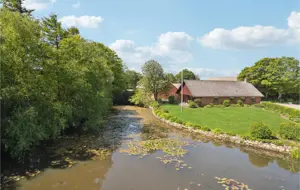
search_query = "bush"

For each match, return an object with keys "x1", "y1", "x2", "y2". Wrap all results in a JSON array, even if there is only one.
[
  {"x1": 253, "y1": 103, "x2": 264, "y2": 108},
  {"x1": 204, "y1": 103, "x2": 214, "y2": 108},
  {"x1": 250, "y1": 122, "x2": 272, "y2": 139},
  {"x1": 169, "y1": 116, "x2": 178, "y2": 122},
  {"x1": 194, "y1": 98, "x2": 202, "y2": 107},
  {"x1": 279, "y1": 123, "x2": 300, "y2": 141},
  {"x1": 226, "y1": 132, "x2": 236, "y2": 136},
  {"x1": 176, "y1": 119, "x2": 184, "y2": 124},
  {"x1": 201, "y1": 126, "x2": 211, "y2": 131},
  {"x1": 150, "y1": 101, "x2": 160, "y2": 109},
  {"x1": 188, "y1": 100, "x2": 198, "y2": 108},
  {"x1": 262, "y1": 102, "x2": 300, "y2": 122},
  {"x1": 214, "y1": 105, "x2": 225, "y2": 108},
  {"x1": 185, "y1": 122, "x2": 193, "y2": 127},
  {"x1": 251, "y1": 97, "x2": 256, "y2": 104},
  {"x1": 237, "y1": 100, "x2": 244, "y2": 107},
  {"x1": 212, "y1": 128, "x2": 223, "y2": 134},
  {"x1": 192, "y1": 124, "x2": 202, "y2": 129},
  {"x1": 168, "y1": 96, "x2": 175, "y2": 104},
  {"x1": 223, "y1": 100, "x2": 230, "y2": 107}
]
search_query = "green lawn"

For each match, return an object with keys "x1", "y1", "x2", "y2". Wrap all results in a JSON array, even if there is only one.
[{"x1": 162, "y1": 104, "x2": 289, "y2": 135}]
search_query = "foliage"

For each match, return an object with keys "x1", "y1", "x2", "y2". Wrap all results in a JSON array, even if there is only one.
[
  {"x1": 237, "y1": 100, "x2": 244, "y2": 107},
  {"x1": 175, "y1": 69, "x2": 197, "y2": 82},
  {"x1": 125, "y1": 70, "x2": 142, "y2": 90},
  {"x1": 2, "y1": 0, "x2": 33, "y2": 15},
  {"x1": 250, "y1": 122, "x2": 272, "y2": 139},
  {"x1": 223, "y1": 100, "x2": 230, "y2": 107},
  {"x1": 238, "y1": 57, "x2": 300, "y2": 100},
  {"x1": 201, "y1": 126, "x2": 211, "y2": 131},
  {"x1": 185, "y1": 122, "x2": 193, "y2": 127},
  {"x1": 150, "y1": 101, "x2": 160, "y2": 109},
  {"x1": 0, "y1": 9, "x2": 126, "y2": 158},
  {"x1": 212, "y1": 128, "x2": 224, "y2": 134},
  {"x1": 140, "y1": 60, "x2": 169, "y2": 101},
  {"x1": 165, "y1": 73, "x2": 176, "y2": 83},
  {"x1": 168, "y1": 96, "x2": 175, "y2": 104},
  {"x1": 188, "y1": 100, "x2": 198, "y2": 108},
  {"x1": 262, "y1": 102, "x2": 300, "y2": 122},
  {"x1": 129, "y1": 88, "x2": 152, "y2": 107},
  {"x1": 279, "y1": 123, "x2": 300, "y2": 141},
  {"x1": 204, "y1": 103, "x2": 214, "y2": 108},
  {"x1": 194, "y1": 98, "x2": 202, "y2": 107},
  {"x1": 290, "y1": 148, "x2": 300, "y2": 160}
]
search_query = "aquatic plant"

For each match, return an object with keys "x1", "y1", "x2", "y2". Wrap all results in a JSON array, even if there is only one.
[{"x1": 215, "y1": 177, "x2": 252, "y2": 190}]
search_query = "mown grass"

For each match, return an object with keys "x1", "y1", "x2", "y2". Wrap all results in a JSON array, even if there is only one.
[{"x1": 162, "y1": 104, "x2": 288, "y2": 136}]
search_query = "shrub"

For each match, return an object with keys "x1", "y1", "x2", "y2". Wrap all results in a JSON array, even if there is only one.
[
  {"x1": 291, "y1": 148, "x2": 300, "y2": 160},
  {"x1": 204, "y1": 103, "x2": 214, "y2": 108},
  {"x1": 279, "y1": 123, "x2": 300, "y2": 141},
  {"x1": 160, "y1": 108, "x2": 169, "y2": 113},
  {"x1": 201, "y1": 126, "x2": 211, "y2": 131},
  {"x1": 223, "y1": 100, "x2": 230, "y2": 107},
  {"x1": 212, "y1": 128, "x2": 223, "y2": 134},
  {"x1": 250, "y1": 122, "x2": 272, "y2": 139},
  {"x1": 230, "y1": 104, "x2": 240, "y2": 107},
  {"x1": 253, "y1": 103, "x2": 264, "y2": 108},
  {"x1": 188, "y1": 100, "x2": 198, "y2": 108},
  {"x1": 194, "y1": 98, "x2": 202, "y2": 107},
  {"x1": 251, "y1": 97, "x2": 256, "y2": 104},
  {"x1": 176, "y1": 120, "x2": 184, "y2": 124},
  {"x1": 192, "y1": 124, "x2": 202, "y2": 129},
  {"x1": 262, "y1": 102, "x2": 300, "y2": 123},
  {"x1": 169, "y1": 116, "x2": 178, "y2": 122},
  {"x1": 185, "y1": 122, "x2": 193, "y2": 127},
  {"x1": 168, "y1": 96, "x2": 175, "y2": 104},
  {"x1": 240, "y1": 97, "x2": 246, "y2": 101},
  {"x1": 150, "y1": 101, "x2": 160, "y2": 109},
  {"x1": 237, "y1": 100, "x2": 244, "y2": 107},
  {"x1": 226, "y1": 132, "x2": 236, "y2": 136}
]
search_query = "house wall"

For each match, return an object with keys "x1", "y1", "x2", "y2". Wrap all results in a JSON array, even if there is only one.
[
  {"x1": 189, "y1": 96, "x2": 261, "y2": 106},
  {"x1": 156, "y1": 84, "x2": 178, "y2": 100}
]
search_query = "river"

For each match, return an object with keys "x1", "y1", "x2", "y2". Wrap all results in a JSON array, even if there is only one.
[{"x1": 2, "y1": 106, "x2": 299, "y2": 190}]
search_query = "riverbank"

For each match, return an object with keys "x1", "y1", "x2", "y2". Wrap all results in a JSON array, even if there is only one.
[{"x1": 150, "y1": 107, "x2": 296, "y2": 155}]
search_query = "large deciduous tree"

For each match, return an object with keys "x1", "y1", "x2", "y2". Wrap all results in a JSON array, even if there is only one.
[
  {"x1": 165, "y1": 73, "x2": 176, "y2": 83},
  {"x1": 175, "y1": 69, "x2": 196, "y2": 82},
  {"x1": 140, "y1": 60, "x2": 168, "y2": 101},
  {"x1": 238, "y1": 57, "x2": 300, "y2": 100},
  {"x1": 125, "y1": 70, "x2": 142, "y2": 90}
]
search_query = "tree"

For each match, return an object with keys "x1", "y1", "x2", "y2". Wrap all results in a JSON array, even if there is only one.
[
  {"x1": 65, "y1": 26, "x2": 80, "y2": 37},
  {"x1": 2, "y1": 0, "x2": 33, "y2": 15},
  {"x1": 238, "y1": 57, "x2": 300, "y2": 100},
  {"x1": 140, "y1": 60, "x2": 169, "y2": 101},
  {"x1": 165, "y1": 73, "x2": 176, "y2": 83},
  {"x1": 175, "y1": 69, "x2": 196, "y2": 82},
  {"x1": 42, "y1": 13, "x2": 66, "y2": 49},
  {"x1": 125, "y1": 70, "x2": 142, "y2": 90},
  {"x1": 0, "y1": 9, "x2": 126, "y2": 158}
]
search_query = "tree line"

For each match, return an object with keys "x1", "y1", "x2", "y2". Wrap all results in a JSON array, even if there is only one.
[{"x1": 1, "y1": 1, "x2": 127, "y2": 158}]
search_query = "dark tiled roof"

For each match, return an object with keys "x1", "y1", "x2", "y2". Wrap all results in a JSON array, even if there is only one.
[{"x1": 184, "y1": 80, "x2": 264, "y2": 97}]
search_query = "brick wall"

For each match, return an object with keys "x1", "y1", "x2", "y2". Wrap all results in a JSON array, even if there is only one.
[{"x1": 192, "y1": 96, "x2": 261, "y2": 106}]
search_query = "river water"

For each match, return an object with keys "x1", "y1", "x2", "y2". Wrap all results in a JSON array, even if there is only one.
[{"x1": 4, "y1": 106, "x2": 299, "y2": 190}]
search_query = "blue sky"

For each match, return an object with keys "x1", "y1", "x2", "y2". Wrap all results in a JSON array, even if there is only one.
[{"x1": 26, "y1": 0, "x2": 300, "y2": 78}]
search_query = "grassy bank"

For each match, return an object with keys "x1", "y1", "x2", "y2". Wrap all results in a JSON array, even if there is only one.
[{"x1": 161, "y1": 104, "x2": 287, "y2": 136}]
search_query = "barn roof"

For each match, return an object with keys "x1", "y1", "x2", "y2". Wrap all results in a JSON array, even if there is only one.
[
  {"x1": 178, "y1": 80, "x2": 264, "y2": 97},
  {"x1": 206, "y1": 76, "x2": 237, "y2": 81}
]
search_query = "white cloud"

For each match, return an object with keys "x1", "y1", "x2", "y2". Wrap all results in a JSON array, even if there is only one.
[
  {"x1": 23, "y1": 0, "x2": 55, "y2": 11},
  {"x1": 110, "y1": 32, "x2": 194, "y2": 69},
  {"x1": 199, "y1": 11, "x2": 300, "y2": 49},
  {"x1": 72, "y1": 1, "x2": 80, "y2": 9},
  {"x1": 59, "y1": 15, "x2": 104, "y2": 28}
]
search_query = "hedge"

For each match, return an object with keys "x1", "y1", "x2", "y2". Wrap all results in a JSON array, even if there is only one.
[{"x1": 261, "y1": 102, "x2": 300, "y2": 123}]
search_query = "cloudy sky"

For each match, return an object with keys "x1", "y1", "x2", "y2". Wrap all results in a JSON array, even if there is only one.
[{"x1": 25, "y1": 0, "x2": 300, "y2": 78}]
